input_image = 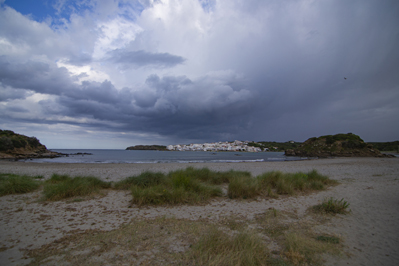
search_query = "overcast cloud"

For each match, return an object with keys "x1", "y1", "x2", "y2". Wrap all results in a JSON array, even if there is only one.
[{"x1": 0, "y1": 0, "x2": 398, "y2": 148}]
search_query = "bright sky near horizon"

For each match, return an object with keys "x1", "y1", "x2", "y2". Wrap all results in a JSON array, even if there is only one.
[{"x1": 0, "y1": 0, "x2": 398, "y2": 149}]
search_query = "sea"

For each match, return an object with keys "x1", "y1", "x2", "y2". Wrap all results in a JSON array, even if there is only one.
[{"x1": 26, "y1": 149, "x2": 307, "y2": 164}]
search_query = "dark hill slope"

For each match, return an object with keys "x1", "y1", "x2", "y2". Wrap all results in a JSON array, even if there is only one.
[
  {"x1": 285, "y1": 133, "x2": 393, "y2": 158},
  {"x1": 0, "y1": 129, "x2": 60, "y2": 159}
]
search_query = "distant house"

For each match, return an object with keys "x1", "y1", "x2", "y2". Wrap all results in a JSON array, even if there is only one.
[{"x1": 167, "y1": 145, "x2": 174, "y2": 150}]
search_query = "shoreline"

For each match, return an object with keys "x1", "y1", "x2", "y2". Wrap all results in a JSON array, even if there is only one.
[
  {"x1": 1, "y1": 157, "x2": 398, "y2": 265},
  {"x1": 0, "y1": 157, "x2": 395, "y2": 181}
]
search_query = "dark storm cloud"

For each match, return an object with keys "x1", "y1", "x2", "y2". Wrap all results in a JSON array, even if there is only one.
[
  {"x1": 0, "y1": 57, "x2": 75, "y2": 95},
  {"x1": 0, "y1": 52, "x2": 252, "y2": 141},
  {"x1": 1, "y1": 0, "x2": 399, "y2": 147},
  {"x1": 106, "y1": 49, "x2": 186, "y2": 68}
]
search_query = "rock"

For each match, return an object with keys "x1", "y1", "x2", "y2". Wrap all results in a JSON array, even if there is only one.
[
  {"x1": 0, "y1": 129, "x2": 63, "y2": 160},
  {"x1": 285, "y1": 133, "x2": 392, "y2": 158},
  {"x1": 284, "y1": 149, "x2": 296, "y2": 156},
  {"x1": 126, "y1": 145, "x2": 167, "y2": 151}
]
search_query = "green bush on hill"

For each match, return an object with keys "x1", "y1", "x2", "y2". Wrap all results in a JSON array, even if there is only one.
[{"x1": 0, "y1": 129, "x2": 44, "y2": 152}]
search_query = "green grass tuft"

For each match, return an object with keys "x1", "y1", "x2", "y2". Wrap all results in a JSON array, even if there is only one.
[
  {"x1": 130, "y1": 169, "x2": 223, "y2": 206},
  {"x1": 114, "y1": 171, "x2": 165, "y2": 189},
  {"x1": 312, "y1": 197, "x2": 350, "y2": 214},
  {"x1": 116, "y1": 168, "x2": 338, "y2": 205},
  {"x1": 257, "y1": 170, "x2": 337, "y2": 195},
  {"x1": 316, "y1": 235, "x2": 340, "y2": 244},
  {"x1": 228, "y1": 175, "x2": 260, "y2": 199},
  {"x1": 43, "y1": 174, "x2": 111, "y2": 201},
  {"x1": 0, "y1": 173, "x2": 41, "y2": 196}
]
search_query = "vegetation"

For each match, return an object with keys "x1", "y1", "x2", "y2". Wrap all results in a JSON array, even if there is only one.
[
  {"x1": 189, "y1": 227, "x2": 270, "y2": 265},
  {"x1": 126, "y1": 145, "x2": 167, "y2": 150},
  {"x1": 0, "y1": 173, "x2": 41, "y2": 196},
  {"x1": 317, "y1": 132, "x2": 364, "y2": 144},
  {"x1": 248, "y1": 141, "x2": 302, "y2": 151},
  {"x1": 284, "y1": 232, "x2": 341, "y2": 265},
  {"x1": 256, "y1": 170, "x2": 337, "y2": 196},
  {"x1": 26, "y1": 207, "x2": 345, "y2": 265},
  {"x1": 113, "y1": 167, "x2": 337, "y2": 205},
  {"x1": 285, "y1": 133, "x2": 389, "y2": 157},
  {"x1": 43, "y1": 174, "x2": 111, "y2": 201},
  {"x1": 128, "y1": 168, "x2": 224, "y2": 206},
  {"x1": 0, "y1": 129, "x2": 43, "y2": 152},
  {"x1": 312, "y1": 197, "x2": 350, "y2": 214},
  {"x1": 369, "y1": 141, "x2": 399, "y2": 152}
]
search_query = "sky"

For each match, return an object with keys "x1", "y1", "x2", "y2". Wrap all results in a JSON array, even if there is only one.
[{"x1": 0, "y1": 0, "x2": 398, "y2": 149}]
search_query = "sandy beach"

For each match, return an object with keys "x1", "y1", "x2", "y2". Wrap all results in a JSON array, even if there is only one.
[{"x1": 0, "y1": 157, "x2": 398, "y2": 265}]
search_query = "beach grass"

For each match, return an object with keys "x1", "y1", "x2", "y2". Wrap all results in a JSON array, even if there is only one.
[
  {"x1": 115, "y1": 167, "x2": 337, "y2": 205},
  {"x1": 257, "y1": 170, "x2": 337, "y2": 195},
  {"x1": 129, "y1": 168, "x2": 223, "y2": 206},
  {"x1": 189, "y1": 227, "x2": 270, "y2": 265},
  {"x1": 114, "y1": 171, "x2": 166, "y2": 189},
  {"x1": 26, "y1": 209, "x2": 344, "y2": 266},
  {"x1": 0, "y1": 173, "x2": 41, "y2": 196},
  {"x1": 284, "y1": 232, "x2": 341, "y2": 265},
  {"x1": 43, "y1": 174, "x2": 111, "y2": 201},
  {"x1": 312, "y1": 197, "x2": 350, "y2": 214},
  {"x1": 227, "y1": 175, "x2": 260, "y2": 199}
]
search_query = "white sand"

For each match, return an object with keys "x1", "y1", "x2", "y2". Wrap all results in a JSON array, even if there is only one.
[{"x1": 0, "y1": 158, "x2": 398, "y2": 265}]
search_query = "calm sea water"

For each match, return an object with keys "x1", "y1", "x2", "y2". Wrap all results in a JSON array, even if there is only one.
[{"x1": 26, "y1": 149, "x2": 307, "y2": 163}]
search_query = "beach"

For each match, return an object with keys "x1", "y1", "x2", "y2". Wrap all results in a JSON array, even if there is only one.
[{"x1": 1, "y1": 157, "x2": 398, "y2": 265}]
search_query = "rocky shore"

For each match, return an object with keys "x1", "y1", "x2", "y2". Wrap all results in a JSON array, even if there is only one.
[
  {"x1": 0, "y1": 129, "x2": 62, "y2": 160},
  {"x1": 285, "y1": 133, "x2": 395, "y2": 158}
]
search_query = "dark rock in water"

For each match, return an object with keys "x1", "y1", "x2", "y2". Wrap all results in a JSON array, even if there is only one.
[
  {"x1": 0, "y1": 129, "x2": 63, "y2": 160},
  {"x1": 285, "y1": 133, "x2": 394, "y2": 158},
  {"x1": 126, "y1": 145, "x2": 167, "y2": 151}
]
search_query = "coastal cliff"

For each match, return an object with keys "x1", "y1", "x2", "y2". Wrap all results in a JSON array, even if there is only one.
[
  {"x1": 0, "y1": 129, "x2": 61, "y2": 159},
  {"x1": 285, "y1": 133, "x2": 393, "y2": 158},
  {"x1": 126, "y1": 145, "x2": 167, "y2": 151}
]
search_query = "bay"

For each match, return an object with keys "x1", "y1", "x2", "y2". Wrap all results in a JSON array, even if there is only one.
[{"x1": 27, "y1": 149, "x2": 306, "y2": 163}]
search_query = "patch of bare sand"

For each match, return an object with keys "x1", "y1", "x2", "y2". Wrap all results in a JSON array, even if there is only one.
[{"x1": 0, "y1": 158, "x2": 398, "y2": 265}]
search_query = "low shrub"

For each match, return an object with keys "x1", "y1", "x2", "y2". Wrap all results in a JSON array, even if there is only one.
[
  {"x1": 114, "y1": 171, "x2": 165, "y2": 189},
  {"x1": 256, "y1": 170, "x2": 337, "y2": 195},
  {"x1": 130, "y1": 177, "x2": 222, "y2": 206},
  {"x1": 0, "y1": 173, "x2": 40, "y2": 196},
  {"x1": 43, "y1": 174, "x2": 111, "y2": 201},
  {"x1": 312, "y1": 197, "x2": 350, "y2": 214}
]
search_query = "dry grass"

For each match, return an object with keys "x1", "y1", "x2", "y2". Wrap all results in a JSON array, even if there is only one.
[
  {"x1": 188, "y1": 227, "x2": 270, "y2": 266},
  {"x1": 26, "y1": 205, "x2": 345, "y2": 266},
  {"x1": 284, "y1": 232, "x2": 342, "y2": 265}
]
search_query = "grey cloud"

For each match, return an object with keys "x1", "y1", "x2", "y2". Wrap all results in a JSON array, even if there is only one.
[
  {"x1": 0, "y1": 86, "x2": 32, "y2": 101},
  {"x1": 27, "y1": 70, "x2": 255, "y2": 140},
  {"x1": 5, "y1": 106, "x2": 29, "y2": 113},
  {"x1": 1, "y1": 0, "x2": 399, "y2": 146},
  {"x1": 0, "y1": 57, "x2": 76, "y2": 95},
  {"x1": 106, "y1": 49, "x2": 186, "y2": 68},
  {"x1": 65, "y1": 53, "x2": 93, "y2": 66}
]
